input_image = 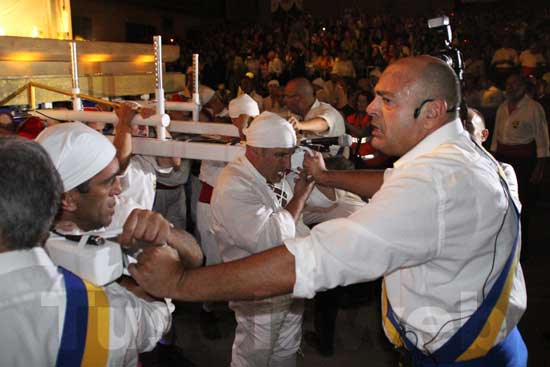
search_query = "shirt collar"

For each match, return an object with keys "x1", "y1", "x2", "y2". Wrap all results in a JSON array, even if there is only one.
[
  {"x1": 516, "y1": 94, "x2": 529, "y2": 108},
  {"x1": 0, "y1": 247, "x2": 54, "y2": 275},
  {"x1": 393, "y1": 118, "x2": 465, "y2": 168}
]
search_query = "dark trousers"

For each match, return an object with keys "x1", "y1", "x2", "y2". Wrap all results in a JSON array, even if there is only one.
[{"x1": 495, "y1": 151, "x2": 538, "y2": 258}]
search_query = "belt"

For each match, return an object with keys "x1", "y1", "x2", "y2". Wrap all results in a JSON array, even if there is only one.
[
  {"x1": 496, "y1": 141, "x2": 536, "y2": 159},
  {"x1": 156, "y1": 182, "x2": 181, "y2": 190},
  {"x1": 395, "y1": 327, "x2": 527, "y2": 367}
]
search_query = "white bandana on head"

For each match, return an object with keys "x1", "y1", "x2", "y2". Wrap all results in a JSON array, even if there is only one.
[
  {"x1": 36, "y1": 122, "x2": 116, "y2": 192},
  {"x1": 244, "y1": 111, "x2": 297, "y2": 148},
  {"x1": 199, "y1": 86, "x2": 216, "y2": 105},
  {"x1": 228, "y1": 94, "x2": 260, "y2": 118}
]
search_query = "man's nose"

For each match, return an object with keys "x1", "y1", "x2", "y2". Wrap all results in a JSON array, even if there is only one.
[
  {"x1": 366, "y1": 97, "x2": 379, "y2": 116},
  {"x1": 111, "y1": 177, "x2": 122, "y2": 196}
]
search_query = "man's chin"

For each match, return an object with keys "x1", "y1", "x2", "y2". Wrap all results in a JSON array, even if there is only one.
[{"x1": 370, "y1": 138, "x2": 382, "y2": 151}]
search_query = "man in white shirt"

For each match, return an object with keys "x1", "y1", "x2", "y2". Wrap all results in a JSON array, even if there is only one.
[
  {"x1": 195, "y1": 94, "x2": 260, "y2": 340},
  {"x1": 0, "y1": 135, "x2": 197, "y2": 367},
  {"x1": 211, "y1": 112, "x2": 314, "y2": 366},
  {"x1": 131, "y1": 56, "x2": 528, "y2": 366},
  {"x1": 490, "y1": 73, "x2": 548, "y2": 255},
  {"x1": 34, "y1": 121, "x2": 202, "y2": 366},
  {"x1": 284, "y1": 78, "x2": 345, "y2": 138}
]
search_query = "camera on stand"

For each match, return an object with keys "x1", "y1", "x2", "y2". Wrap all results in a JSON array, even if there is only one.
[
  {"x1": 428, "y1": 15, "x2": 465, "y2": 83},
  {"x1": 428, "y1": 15, "x2": 469, "y2": 123}
]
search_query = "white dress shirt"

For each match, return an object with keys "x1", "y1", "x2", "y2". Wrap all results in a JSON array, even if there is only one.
[
  {"x1": 490, "y1": 94, "x2": 549, "y2": 157},
  {"x1": 211, "y1": 155, "x2": 310, "y2": 263},
  {"x1": 0, "y1": 247, "x2": 171, "y2": 367},
  {"x1": 285, "y1": 119, "x2": 526, "y2": 353},
  {"x1": 304, "y1": 99, "x2": 346, "y2": 138},
  {"x1": 119, "y1": 155, "x2": 173, "y2": 210},
  {"x1": 303, "y1": 188, "x2": 366, "y2": 226},
  {"x1": 198, "y1": 159, "x2": 227, "y2": 187}
]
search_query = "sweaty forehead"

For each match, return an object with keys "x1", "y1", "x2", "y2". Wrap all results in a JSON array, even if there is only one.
[{"x1": 376, "y1": 69, "x2": 419, "y2": 99}]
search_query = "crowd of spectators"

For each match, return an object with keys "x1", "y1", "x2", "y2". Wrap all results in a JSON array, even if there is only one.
[{"x1": 170, "y1": 6, "x2": 550, "y2": 142}]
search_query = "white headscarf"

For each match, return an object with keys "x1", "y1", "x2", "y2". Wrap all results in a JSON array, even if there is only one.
[
  {"x1": 244, "y1": 111, "x2": 296, "y2": 148},
  {"x1": 228, "y1": 94, "x2": 260, "y2": 118},
  {"x1": 199, "y1": 85, "x2": 216, "y2": 105},
  {"x1": 36, "y1": 122, "x2": 116, "y2": 192}
]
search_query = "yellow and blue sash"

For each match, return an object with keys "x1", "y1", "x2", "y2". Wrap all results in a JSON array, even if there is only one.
[
  {"x1": 56, "y1": 267, "x2": 110, "y2": 367},
  {"x1": 382, "y1": 157, "x2": 522, "y2": 365}
]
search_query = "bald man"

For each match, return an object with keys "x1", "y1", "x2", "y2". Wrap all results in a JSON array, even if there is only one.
[
  {"x1": 284, "y1": 77, "x2": 345, "y2": 138},
  {"x1": 131, "y1": 56, "x2": 527, "y2": 366}
]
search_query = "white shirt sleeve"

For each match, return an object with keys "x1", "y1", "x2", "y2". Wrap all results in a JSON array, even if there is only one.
[
  {"x1": 307, "y1": 101, "x2": 346, "y2": 137},
  {"x1": 285, "y1": 165, "x2": 440, "y2": 298},
  {"x1": 104, "y1": 282, "x2": 172, "y2": 365}
]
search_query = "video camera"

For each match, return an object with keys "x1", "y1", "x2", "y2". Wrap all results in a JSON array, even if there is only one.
[
  {"x1": 46, "y1": 229, "x2": 127, "y2": 286},
  {"x1": 428, "y1": 16, "x2": 464, "y2": 82}
]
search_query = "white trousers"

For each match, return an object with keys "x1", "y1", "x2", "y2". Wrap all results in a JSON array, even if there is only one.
[{"x1": 230, "y1": 295, "x2": 303, "y2": 367}]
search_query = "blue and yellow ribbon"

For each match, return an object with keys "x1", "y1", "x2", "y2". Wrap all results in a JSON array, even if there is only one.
[{"x1": 57, "y1": 267, "x2": 110, "y2": 367}]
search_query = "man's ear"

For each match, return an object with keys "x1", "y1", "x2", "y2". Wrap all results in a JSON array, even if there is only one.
[
  {"x1": 481, "y1": 128, "x2": 489, "y2": 143},
  {"x1": 61, "y1": 191, "x2": 79, "y2": 213},
  {"x1": 422, "y1": 100, "x2": 447, "y2": 130}
]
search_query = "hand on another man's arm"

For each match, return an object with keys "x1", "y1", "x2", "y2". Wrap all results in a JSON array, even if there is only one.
[{"x1": 119, "y1": 209, "x2": 204, "y2": 269}]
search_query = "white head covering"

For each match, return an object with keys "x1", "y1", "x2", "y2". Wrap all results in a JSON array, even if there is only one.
[
  {"x1": 36, "y1": 122, "x2": 116, "y2": 192},
  {"x1": 199, "y1": 85, "x2": 216, "y2": 105},
  {"x1": 228, "y1": 94, "x2": 260, "y2": 119},
  {"x1": 244, "y1": 111, "x2": 296, "y2": 148},
  {"x1": 267, "y1": 79, "x2": 280, "y2": 88}
]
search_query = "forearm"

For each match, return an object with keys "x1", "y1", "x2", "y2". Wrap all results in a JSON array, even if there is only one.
[
  {"x1": 317, "y1": 169, "x2": 384, "y2": 198},
  {"x1": 300, "y1": 117, "x2": 330, "y2": 134},
  {"x1": 113, "y1": 124, "x2": 133, "y2": 171},
  {"x1": 174, "y1": 245, "x2": 296, "y2": 302},
  {"x1": 285, "y1": 191, "x2": 309, "y2": 222},
  {"x1": 169, "y1": 229, "x2": 204, "y2": 269}
]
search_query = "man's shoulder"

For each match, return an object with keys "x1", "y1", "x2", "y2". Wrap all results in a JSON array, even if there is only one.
[
  {"x1": 308, "y1": 100, "x2": 343, "y2": 121},
  {"x1": 215, "y1": 160, "x2": 255, "y2": 192},
  {"x1": 522, "y1": 95, "x2": 544, "y2": 109},
  {"x1": 400, "y1": 138, "x2": 478, "y2": 175},
  {"x1": 311, "y1": 99, "x2": 337, "y2": 112}
]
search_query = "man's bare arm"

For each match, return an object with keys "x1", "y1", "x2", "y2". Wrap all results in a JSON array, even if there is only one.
[
  {"x1": 129, "y1": 245, "x2": 295, "y2": 301},
  {"x1": 113, "y1": 103, "x2": 137, "y2": 172},
  {"x1": 120, "y1": 209, "x2": 204, "y2": 269},
  {"x1": 284, "y1": 171, "x2": 315, "y2": 222},
  {"x1": 303, "y1": 151, "x2": 384, "y2": 198},
  {"x1": 168, "y1": 228, "x2": 204, "y2": 269},
  {"x1": 289, "y1": 116, "x2": 329, "y2": 134}
]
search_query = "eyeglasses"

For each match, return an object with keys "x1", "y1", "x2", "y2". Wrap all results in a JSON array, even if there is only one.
[{"x1": 413, "y1": 99, "x2": 458, "y2": 119}]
